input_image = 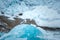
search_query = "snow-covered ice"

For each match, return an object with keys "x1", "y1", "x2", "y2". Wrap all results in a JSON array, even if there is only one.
[
  {"x1": 18, "y1": 6, "x2": 60, "y2": 28},
  {"x1": 0, "y1": 0, "x2": 60, "y2": 28}
]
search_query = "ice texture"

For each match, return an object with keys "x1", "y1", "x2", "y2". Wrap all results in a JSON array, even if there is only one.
[
  {"x1": 0, "y1": 24, "x2": 45, "y2": 40},
  {"x1": 0, "y1": 0, "x2": 60, "y2": 27}
]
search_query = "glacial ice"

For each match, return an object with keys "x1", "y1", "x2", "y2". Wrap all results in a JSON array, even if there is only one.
[
  {"x1": 0, "y1": 24, "x2": 46, "y2": 40},
  {"x1": 0, "y1": 0, "x2": 60, "y2": 40},
  {"x1": 0, "y1": 0, "x2": 60, "y2": 27}
]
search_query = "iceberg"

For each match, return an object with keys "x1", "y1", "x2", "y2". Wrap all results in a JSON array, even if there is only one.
[{"x1": 0, "y1": 24, "x2": 46, "y2": 40}]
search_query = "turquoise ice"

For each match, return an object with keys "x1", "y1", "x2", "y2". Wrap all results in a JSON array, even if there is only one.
[{"x1": 0, "y1": 24, "x2": 45, "y2": 40}]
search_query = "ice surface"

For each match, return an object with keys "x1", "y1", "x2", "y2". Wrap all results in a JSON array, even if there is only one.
[
  {"x1": 0, "y1": 32, "x2": 5, "y2": 37},
  {"x1": 19, "y1": 6, "x2": 60, "y2": 28},
  {"x1": 0, "y1": 0, "x2": 60, "y2": 27},
  {"x1": 0, "y1": 0, "x2": 60, "y2": 40},
  {"x1": 0, "y1": 24, "x2": 46, "y2": 40}
]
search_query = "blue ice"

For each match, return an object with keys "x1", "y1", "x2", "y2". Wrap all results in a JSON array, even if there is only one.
[{"x1": 0, "y1": 24, "x2": 45, "y2": 40}]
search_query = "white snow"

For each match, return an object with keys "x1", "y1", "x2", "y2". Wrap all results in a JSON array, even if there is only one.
[
  {"x1": 0, "y1": 0, "x2": 60, "y2": 27},
  {"x1": 18, "y1": 6, "x2": 60, "y2": 28}
]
